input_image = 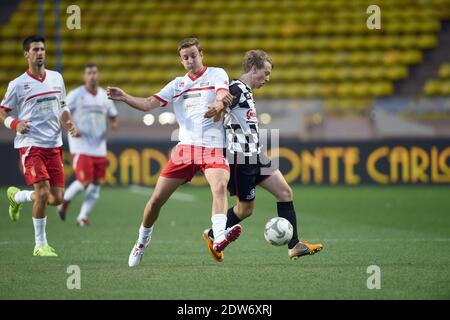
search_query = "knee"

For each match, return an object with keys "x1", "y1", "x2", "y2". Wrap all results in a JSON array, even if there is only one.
[
  {"x1": 52, "y1": 195, "x2": 64, "y2": 206},
  {"x1": 237, "y1": 203, "x2": 254, "y2": 219},
  {"x1": 211, "y1": 181, "x2": 228, "y2": 198},
  {"x1": 148, "y1": 194, "x2": 164, "y2": 209},
  {"x1": 35, "y1": 188, "x2": 50, "y2": 203},
  {"x1": 277, "y1": 186, "x2": 293, "y2": 202}
]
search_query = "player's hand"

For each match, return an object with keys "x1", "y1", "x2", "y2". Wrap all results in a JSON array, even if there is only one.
[
  {"x1": 65, "y1": 120, "x2": 80, "y2": 137},
  {"x1": 16, "y1": 120, "x2": 31, "y2": 134},
  {"x1": 219, "y1": 92, "x2": 233, "y2": 107},
  {"x1": 107, "y1": 86, "x2": 126, "y2": 101},
  {"x1": 212, "y1": 109, "x2": 226, "y2": 122},
  {"x1": 204, "y1": 106, "x2": 226, "y2": 122}
]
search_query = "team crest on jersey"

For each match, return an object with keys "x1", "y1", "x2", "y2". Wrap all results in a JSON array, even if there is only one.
[
  {"x1": 179, "y1": 82, "x2": 185, "y2": 87},
  {"x1": 224, "y1": 80, "x2": 229, "y2": 85},
  {"x1": 23, "y1": 83, "x2": 31, "y2": 90},
  {"x1": 246, "y1": 109, "x2": 256, "y2": 120}
]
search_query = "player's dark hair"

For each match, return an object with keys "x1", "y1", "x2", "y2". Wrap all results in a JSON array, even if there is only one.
[
  {"x1": 242, "y1": 50, "x2": 273, "y2": 73},
  {"x1": 178, "y1": 37, "x2": 202, "y2": 53},
  {"x1": 23, "y1": 35, "x2": 45, "y2": 52},
  {"x1": 84, "y1": 63, "x2": 98, "y2": 70}
]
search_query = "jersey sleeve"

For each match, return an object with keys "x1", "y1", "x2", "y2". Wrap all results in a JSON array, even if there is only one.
[
  {"x1": 212, "y1": 68, "x2": 230, "y2": 94},
  {"x1": 66, "y1": 89, "x2": 77, "y2": 112},
  {"x1": 106, "y1": 98, "x2": 119, "y2": 117},
  {"x1": 228, "y1": 83, "x2": 243, "y2": 109},
  {"x1": 1, "y1": 81, "x2": 18, "y2": 112},
  {"x1": 58, "y1": 73, "x2": 67, "y2": 108},
  {"x1": 152, "y1": 79, "x2": 175, "y2": 107}
]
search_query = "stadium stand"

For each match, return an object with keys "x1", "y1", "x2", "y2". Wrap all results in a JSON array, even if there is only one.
[{"x1": 1, "y1": 0, "x2": 450, "y2": 114}]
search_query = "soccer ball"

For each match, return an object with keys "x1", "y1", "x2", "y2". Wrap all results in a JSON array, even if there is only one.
[{"x1": 264, "y1": 217, "x2": 293, "y2": 246}]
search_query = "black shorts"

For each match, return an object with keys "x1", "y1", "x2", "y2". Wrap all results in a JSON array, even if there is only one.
[{"x1": 227, "y1": 153, "x2": 274, "y2": 202}]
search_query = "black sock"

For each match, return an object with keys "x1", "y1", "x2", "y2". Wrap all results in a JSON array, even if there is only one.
[
  {"x1": 226, "y1": 206, "x2": 241, "y2": 229},
  {"x1": 277, "y1": 201, "x2": 299, "y2": 249}
]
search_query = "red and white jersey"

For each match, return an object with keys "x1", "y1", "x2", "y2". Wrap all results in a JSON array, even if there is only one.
[
  {"x1": 1, "y1": 69, "x2": 66, "y2": 148},
  {"x1": 153, "y1": 66, "x2": 229, "y2": 148},
  {"x1": 67, "y1": 86, "x2": 118, "y2": 157}
]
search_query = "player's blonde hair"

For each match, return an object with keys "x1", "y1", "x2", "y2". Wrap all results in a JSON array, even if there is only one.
[
  {"x1": 178, "y1": 37, "x2": 203, "y2": 53},
  {"x1": 242, "y1": 50, "x2": 273, "y2": 73}
]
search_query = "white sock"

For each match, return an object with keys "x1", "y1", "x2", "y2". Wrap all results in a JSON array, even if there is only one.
[
  {"x1": 32, "y1": 217, "x2": 47, "y2": 247},
  {"x1": 77, "y1": 184, "x2": 100, "y2": 221},
  {"x1": 64, "y1": 180, "x2": 85, "y2": 202},
  {"x1": 212, "y1": 213, "x2": 227, "y2": 243},
  {"x1": 138, "y1": 224, "x2": 153, "y2": 245},
  {"x1": 14, "y1": 190, "x2": 34, "y2": 204}
]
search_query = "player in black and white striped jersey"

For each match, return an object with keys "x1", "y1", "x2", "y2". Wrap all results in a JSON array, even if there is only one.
[{"x1": 204, "y1": 50, "x2": 323, "y2": 261}]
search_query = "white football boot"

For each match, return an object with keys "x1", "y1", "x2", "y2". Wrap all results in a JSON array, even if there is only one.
[{"x1": 128, "y1": 237, "x2": 151, "y2": 267}]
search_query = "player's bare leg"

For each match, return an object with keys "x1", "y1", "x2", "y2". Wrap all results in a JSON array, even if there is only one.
[
  {"x1": 142, "y1": 176, "x2": 185, "y2": 227},
  {"x1": 47, "y1": 186, "x2": 64, "y2": 206},
  {"x1": 204, "y1": 168, "x2": 241, "y2": 255},
  {"x1": 260, "y1": 170, "x2": 323, "y2": 259},
  {"x1": 31, "y1": 181, "x2": 58, "y2": 256},
  {"x1": 128, "y1": 176, "x2": 185, "y2": 267}
]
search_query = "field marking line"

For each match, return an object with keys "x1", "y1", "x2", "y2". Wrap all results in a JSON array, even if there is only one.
[{"x1": 128, "y1": 184, "x2": 195, "y2": 202}]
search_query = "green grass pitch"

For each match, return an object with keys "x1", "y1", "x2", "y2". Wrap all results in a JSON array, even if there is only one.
[{"x1": 0, "y1": 185, "x2": 449, "y2": 299}]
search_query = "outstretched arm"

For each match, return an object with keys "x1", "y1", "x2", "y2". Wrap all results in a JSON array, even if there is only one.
[{"x1": 107, "y1": 86, "x2": 161, "y2": 112}]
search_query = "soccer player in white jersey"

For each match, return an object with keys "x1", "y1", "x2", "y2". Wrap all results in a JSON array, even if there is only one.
[
  {"x1": 204, "y1": 50, "x2": 323, "y2": 261},
  {"x1": 107, "y1": 37, "x2": 241, "y2": 267},
  {"x1": 0, "y1": 35, "x2": 79, "y2": 257},
  {"x1": 56, "y1": 63, "x2": 119, "y2": 226}
]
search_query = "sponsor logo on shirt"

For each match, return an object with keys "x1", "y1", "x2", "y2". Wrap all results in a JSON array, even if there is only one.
[
  {"x1": 183, "y1": 93, "x2": 202, "y2": 99},
  {"x1": 200, "y1": 82, "x2": 210, "y2": 86},
  {"x1": 36, "y1": 96, "x2": 57, "y2": 104},
  {"x1": 246, "y1": 109, "x2": 256, "y2": 120}
]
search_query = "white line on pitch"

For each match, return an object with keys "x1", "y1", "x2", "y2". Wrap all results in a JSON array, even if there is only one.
[{"x1": 128, "y1": 185, "x2": 195, "y2": 202}]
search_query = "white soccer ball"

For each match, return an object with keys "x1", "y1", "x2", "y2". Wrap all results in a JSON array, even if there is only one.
[{"x1": 264, "y1": 217, "x2": 293, "y2": 246}]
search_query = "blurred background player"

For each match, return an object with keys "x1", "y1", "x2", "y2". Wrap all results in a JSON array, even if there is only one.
[
  {"x1": 57, "y1": 63, "x2": 119, "y2": 226},
  {"x1": 107, "y1": 37, "x2": 241, "y2": 267},
  {"x1": 0, "y1": 35, "x2": 78, "y2": 257},
  {"x1": 204, "y1": 50, "x2": 323, "y2": 261}
]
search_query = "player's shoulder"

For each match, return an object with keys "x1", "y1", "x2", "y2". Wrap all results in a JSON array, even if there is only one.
[
  {"x1": 8, "y1": 72, "x2": 28, "y2": 87},
  {"x1": 96, "y1": 86, "x2": 108, "y2": 96},
  {"x1": 207, "y1": 66, "x2": 227, "y2": 75},
  {"x1": 45, "y1": 69, "x2": 63, "y2": 78},
  {"x1": 96, "y1": 87, "x2": 112, "y2": 100},
  {"x1": 45, "y1": 69, "x2": 65, "y2": 84},
  {"x1": 67, "y1": 85, "x2": 83, "y2": 97},
  {"x1": 230, "y1": 79, "x2": 248, "y2": 92}
]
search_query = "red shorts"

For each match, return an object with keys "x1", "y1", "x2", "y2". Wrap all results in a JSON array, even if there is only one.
[
  {"x1": 72, "y1": 154, "x2": 107, "y2": 184},
  {"x1": 19, "y1": 146, "x2": 65, "y2": 187},
  {"x1": 160, "y1": 144, "x2": 229, "y2": 182}
]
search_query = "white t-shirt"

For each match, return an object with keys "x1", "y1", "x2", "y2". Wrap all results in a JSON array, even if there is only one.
[
  {"x1": 153, "y1": 66, "x2": 229, "y2": 148},
  {"x1": 1, "y1": 69, "x2": 66, "y2": 149},
  {"x1": 66, "y1": 86, "x2": 118, "y2": 157}
]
